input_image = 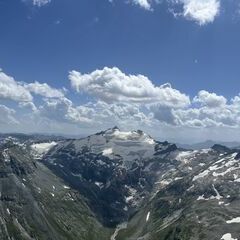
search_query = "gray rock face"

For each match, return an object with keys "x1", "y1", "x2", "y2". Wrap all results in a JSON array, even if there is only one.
[
  {"x1": 0, "y1": 139, "x2": 111, "y2": 240},
  {"x1": 0, "y1": 129, "x2": 240, "y2": 240},
  {"x1": 116, "y1": 149, "x2": 240, "y2": 240}
]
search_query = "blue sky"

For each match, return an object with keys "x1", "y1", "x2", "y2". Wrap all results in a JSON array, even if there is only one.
[{"x1": 1, "y1": 0, "x2": 240, "y2": 143}]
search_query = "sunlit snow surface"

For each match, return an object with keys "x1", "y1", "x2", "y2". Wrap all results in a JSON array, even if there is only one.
[
  {"x1": 226, "y1": 217, "x2": 240, "y2": 224},
  {"x1": 102, "y1": 148, "x2": 113, "y2": 156},
  {"x1": 31, "y1": 142, "x2": 57, "y2": 156},
  {"x1": 221, "y1": 233, "x2": 238, "y2": 240},
  {"x1": 146, "y1": 211, "x2": 150, "y2": 222},
  {"x1": 71, "y1": 128, "x2": 156, "y2": 169}
]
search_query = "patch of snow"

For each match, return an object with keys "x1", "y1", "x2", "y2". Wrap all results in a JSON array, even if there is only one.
[
  {"x1": 200, "y1": 148, "x2": 211, "y2": 154},
  {"x1": 197, "y1": 185, "x2": 223, "y2": 202},
  {"x1": 125, "y1": 186, "x2": 137, "y2": 204},
  {"x1": 95, "y1": 182, "x2": 104, "y2": 188},
  {"x1": 6, "y1": 208, "x2": 10, "y2": 215},
  {"x1": 209, "y1": 165, "x2": 224, "y2": 171},
  {"x1": 175, "y1": 151, "x2": 196, "y2": 163},
  {"x1": 155, "y1": 179, "x2": 173, "y2": 186},
  {"x1": 212, "y1": 184, "x2": 222, "y2": 200},
  {"x1": 72, "y1": 128, "x2": 157, "y2": 169},
  {"x1": 193, "y1": 170, "x2": 210, "y2": 181},
  {"x1": 2, "y1": 149, "x2": 10, "y2": 162},
  {"x1": 197, "y1": 195, "x2": 206, "y2": 201},
  {"x1": 221, "y1": 233, "x2": 238, "y2": 240},
  {"x1": 66, "y1": 193, "x2": 74, "y2": 201},
  {"x1": 112, "y1": 129, "x2": 154, "y2": 145},
  {"x1": 102, "y1": 148, "x2": 113, "y2": 156},
  {"x1": 112, "y1": 130, "x2": 134, "y2": 140},
  {"x1": 123, "y1": 206, "x2": 128, "y2": 211},
  {"x1": 226, "y1": 217, "x2": 240, "y2": 224},
  {"x1": 146, "y1": 211, "x2": 150, "y2": 222},
  {"x1": 187, "y1": 184, "x2": 194, "y2": 191},
  {"x1": 225, "y1": 159, "x2": 238, "y2": 167},
  {"x1": 97, "y1": 159, "x2": 106, "y2": 165},
  {"x1": 125, "y1": 195, "x2": 133, "y2": 203},
  {"x1": 174, "y1": 177, "x2": 183, "y2": 181},
  {"x1": 31, "y1": 142, "x2": 57, "y2": 155},
  {"x1": 213, "y1": 166, "x2": 240, "y2": 177},
  {"x1": 144, "y1": 137, "x2": 155, "y2": 145},
  {"x1": 71, "y1": 172, "x2": 82, "y2": 178}
]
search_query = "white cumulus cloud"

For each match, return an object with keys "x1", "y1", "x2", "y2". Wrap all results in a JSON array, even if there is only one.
[
  {"x1": 69, "y1": 67, "x2": 190, "y2": 108},
  {"x1": 0, "y1": 105, "x2": 18, "y2": 125},
  {"x1": 0, "y1": 69, "x2": 66, "y2": 105},
  {"x1": 38, "y1": 97, "x2": 92, "y2": 124},
  {"x1": 193, "y1": 90, "x2": 227, "y2": 108},
  {"x1": 171, "y1": 0, "x2": 220, "y2": 25},
  {"x1": 0, "y1": 70, "x2": 33, "y2": 102},
  {"x1": 25, "y1": 82, "x2": 65, "y2": 99},
  {"x1": 2, "y1": 67, "x2": 240, "y2": 142}
]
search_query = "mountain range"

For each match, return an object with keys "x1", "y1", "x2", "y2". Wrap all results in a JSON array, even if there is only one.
[
  {"x1": 0, "y1": 127, "x2": 240, "y2": 240},
  {"x1": 177, "y1": 140, "x2": 240, "y2": 150}
]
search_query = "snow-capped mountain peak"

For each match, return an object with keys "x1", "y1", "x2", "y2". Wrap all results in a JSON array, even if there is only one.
[{"x1": 51, "y1": 127, "x2": 158, "y2": 169}]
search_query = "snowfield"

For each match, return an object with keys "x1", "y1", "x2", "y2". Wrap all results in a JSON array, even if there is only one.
[
  {"x1": 221, "y1": 233, "x2": 238, "y2": 240},
  {"x1": 71, "y1": 128, "x2": 157, "y2": 169},
  {"x1": 31, "y1": 142, "x2": 57, "y2": 155},
  {"x1": 226, "y1": 217, "x2": 240, "y2": 224}
]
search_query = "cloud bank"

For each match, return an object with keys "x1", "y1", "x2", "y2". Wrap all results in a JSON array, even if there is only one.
[
  {"x1": 69, "y1": 67, "x2": 190, "y2": 107},
  {"x1": 1, "y1": 67, "x2": 240, "y2": 142}
]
